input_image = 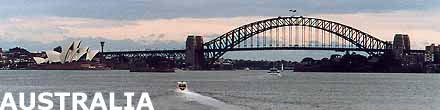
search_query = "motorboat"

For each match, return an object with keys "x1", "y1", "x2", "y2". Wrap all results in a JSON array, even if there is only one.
[
  {"x1": 244, "y1": 67, "x2": 250, "y2": 71},
  {"x1": 268, "y1": 67, "x2": 280, "y2": 73},
  {"x1": 177, "y1": 81, "x2": 188, "y2": 91},
  {"x1": 268, "y1": 67, "x2": 282, "y2": 77}
]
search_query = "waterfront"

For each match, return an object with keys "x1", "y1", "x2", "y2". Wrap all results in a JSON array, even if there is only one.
[{"x1": 0, "y1": 70, "x2": 439, "y2": 110}]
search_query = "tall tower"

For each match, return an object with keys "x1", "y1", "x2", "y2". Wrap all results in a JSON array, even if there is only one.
[
  {"x1": 436, "y1": 44, "x2": 440, "y2": 64},
  {"x1": 425, "y1": 44, "x2": 440, "y2": 63},
  {"x1": 100, "y1": 41, "x2": 105, "y2": 53}
]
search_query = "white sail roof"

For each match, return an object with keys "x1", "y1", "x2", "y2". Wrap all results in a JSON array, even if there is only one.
[
  {"x1": 34, "y1": 41, "x2": 99, "y2": 64},
  {"x1": 86, "y1": 50, "x2": 99, "y2": 61},
  {"x1": 46, "y1": 51, "x2": 61, "y2": 63},
  {"x1": 73, "y1": 40, "x2": 81, "y2": 49},
  {"x1": 67, "y1": 50, "x2": 75, "y2": 63},
  {"x1": 61, "y1": 40, "x2": 83, "y2": 63},
  {"x1": 60, "y1": 41, "x2": 74, "y2": 63},
  {"x1": 33, "y1": 57, "x2": 48, "y2": 64},
  {"x1": 68, "y1": 40, "x2": 82, "y2": 62},
  {"x1": 72, "y1": 47, "x2": 89, "y2": 61}
]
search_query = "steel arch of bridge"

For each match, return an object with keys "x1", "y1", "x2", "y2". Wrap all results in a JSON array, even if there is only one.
[{"x1": 203, "y1": 16, "x2": 392, "y2": 64}]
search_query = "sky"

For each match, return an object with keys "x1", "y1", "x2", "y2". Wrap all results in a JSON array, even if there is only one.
[{"x1": 0, "y1": 0, "x2": 439, "y2": 60}]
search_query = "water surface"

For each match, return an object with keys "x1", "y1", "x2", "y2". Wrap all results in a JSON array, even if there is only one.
[{"x1": 0, "y1": 70, "x2": 438, "y2": 110}]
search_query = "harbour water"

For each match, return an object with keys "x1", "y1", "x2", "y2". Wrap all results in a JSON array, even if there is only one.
[{"x1": 0, "y1": 70, "x2": 439, "y2": 110}]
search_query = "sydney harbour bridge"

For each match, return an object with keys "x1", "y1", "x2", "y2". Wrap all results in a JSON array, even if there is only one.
[{"x1": 101, "y1": 16, "x2": 425, "y2": 69}]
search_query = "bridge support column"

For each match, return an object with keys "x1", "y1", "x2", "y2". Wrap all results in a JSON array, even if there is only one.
[
  {"x1": 390, "y1": 34, "x2": 424, "y2": 72},
  {"x1": 392, "y1": 34, "x2": 411, "y2": 61},
  {"x1": 185, "y1": 35, "x2": 205, "y2": 70}
]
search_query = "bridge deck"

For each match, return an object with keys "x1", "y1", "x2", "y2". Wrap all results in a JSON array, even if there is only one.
[{"x1": 101, "y1": 47, "x2": 425, "y2": 56}]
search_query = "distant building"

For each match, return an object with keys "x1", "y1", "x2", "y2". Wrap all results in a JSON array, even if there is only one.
[
  {"x1": 300, "y1": 57, "x2": 317, "y2": 65},
  {"x1": 0, "y1": 48, "x2": 6, "y2": 68},
  {"x1": 33, "y1": 40, "x2": 99, "y2": 64},
  {"x1": 330, "y1": 54, "x2": 342, "y2": 62},
  {"x1": 425, "y1": 44, "x2": 440, "y2": 64},
  {"x1": 401, "y1": 53, "x2": 425, "y2": 68},
  {"x1": 0, "y1": 44, "x2": 101, "y2": 70},
  {"x1": 3, "y1": 47, "x2": 34, "y2": 69}
]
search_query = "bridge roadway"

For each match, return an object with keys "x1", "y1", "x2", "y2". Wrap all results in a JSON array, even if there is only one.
[{"x1": 101, "y1": 47, "x2": 425, "y2": 57}]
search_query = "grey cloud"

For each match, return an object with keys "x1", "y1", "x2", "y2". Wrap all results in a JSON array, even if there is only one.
[{"x1": 0, "y1": 0, "x2": 438, "y2": 20}]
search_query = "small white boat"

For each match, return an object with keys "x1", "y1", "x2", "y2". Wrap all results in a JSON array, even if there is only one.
[
  {"x1": 268, "y1": 72, "x2": 282, "y2": 77},
  {"x1": 177, "y1": 81, "x2": 187, "y2": 91},
  {"x1": 244, "y1": 67, "x2": 250, "y2": 71},
  {"x1": 268, "y1": 67, "x2": 280, "y2": 73},
  {"x1": 268, "y1": 67, "x2": 282, "y2": 77}
]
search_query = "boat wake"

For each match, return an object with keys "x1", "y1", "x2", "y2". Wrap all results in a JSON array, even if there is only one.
[{"x1": 177, "y1": 90, "x2": 242, "y2": 110}]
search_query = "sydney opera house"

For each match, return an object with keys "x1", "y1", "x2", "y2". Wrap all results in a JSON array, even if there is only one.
[{"x1": 32, "y1": 41, "x2": 109, "y2": 70}]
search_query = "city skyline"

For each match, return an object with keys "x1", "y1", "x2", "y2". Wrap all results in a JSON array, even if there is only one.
[{"x1": 0, "y1": 0, "x2": 439, "y2": 52}]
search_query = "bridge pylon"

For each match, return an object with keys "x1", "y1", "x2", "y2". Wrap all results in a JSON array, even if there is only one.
[
  {"x1": 392, "y1": 34, "x2": 411, "y2": 60},
  {"x1": 185, "y1": 35, "x2": 205, "y2": 70}
]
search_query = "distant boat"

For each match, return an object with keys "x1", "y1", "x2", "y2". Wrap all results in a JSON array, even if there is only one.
[
  {"x1": 244, "y1": 67, "x2": 250, "y2": 71},
  {"x1": 268, "y1": 67, "x2": 282, "y2": 77},
  {"x1": 268, "y1": 67, "x2": 280, "y2": 73},
  {"x1": 281, "y1": 64, "x2": 284, "y2": 72},
  {"x1": 177, "y1": 81, "x2": 187, "y2": 91}
]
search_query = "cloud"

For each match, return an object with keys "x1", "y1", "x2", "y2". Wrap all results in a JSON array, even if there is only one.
[
  {"x1": 0, "y1": 16, "x2": 265, "y2": 44},
  {"x1": 0, "y1": 0, "x2": 438, "y2": 20}
]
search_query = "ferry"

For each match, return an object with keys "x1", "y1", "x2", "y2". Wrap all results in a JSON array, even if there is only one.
[{"x1": 177, "y1": 81, "x2": 187, "y2": 91}]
